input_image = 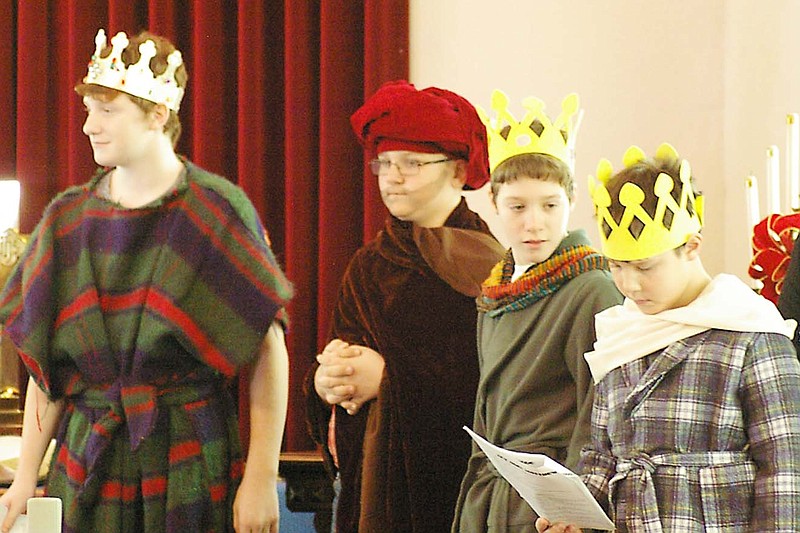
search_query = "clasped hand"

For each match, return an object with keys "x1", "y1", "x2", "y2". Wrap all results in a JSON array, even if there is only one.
[{"x1": 314, "y1": 339, "x2": 385, "y2": 415}]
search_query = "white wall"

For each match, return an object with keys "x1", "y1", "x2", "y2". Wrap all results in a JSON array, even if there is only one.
[
  {"x1": 722, "y1": 0, "x2": 800, "y2": 280},
  {"x1": 410, "y1": 0, "x2": 800, "y2": 281}
]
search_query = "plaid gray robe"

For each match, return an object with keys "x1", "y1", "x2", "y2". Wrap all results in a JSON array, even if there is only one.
[{"x1": 580, "y1": 329, "x2": 800, "y2": 532}]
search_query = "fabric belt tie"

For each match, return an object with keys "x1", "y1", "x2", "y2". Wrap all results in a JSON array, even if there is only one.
[
  {"x1": 72, "y1": 380, "x2": 217, "y2": 506},
  {"x1": 608, "y1": 450, "x2": 749, "y2": 533},
  {"x1": 609, "y1": 453, "x2": 661, "y2": 532},
  {"x1": 469, "y1": 451, "x2": 511, "y2": 527}
]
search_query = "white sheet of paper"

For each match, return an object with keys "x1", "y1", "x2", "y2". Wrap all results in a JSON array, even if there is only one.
[{"x1": 464, "y1": 426, "x2": 615, "y2": 531}]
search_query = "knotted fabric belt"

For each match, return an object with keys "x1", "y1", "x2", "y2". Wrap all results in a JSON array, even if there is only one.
[
  {"x1": 608, "y1": 450, "x2": 749, "y2": 533},
  {"x1": 69, "y1": 379, "x2": 219, "y2": 506}
]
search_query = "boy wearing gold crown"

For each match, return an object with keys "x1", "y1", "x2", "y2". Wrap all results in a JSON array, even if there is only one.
[
  {"x1": 305, "y1": 80, "x2": 504, "y2": 533},
  {"x1": 536, "y1": 144, "x2": 800, "y2": 532},
  {"x1": 451, "y1": 91, "x2": 622, "y2": 532},
  {"x1": 0, "y1": 30, "x2": 292, "y2": 533}
]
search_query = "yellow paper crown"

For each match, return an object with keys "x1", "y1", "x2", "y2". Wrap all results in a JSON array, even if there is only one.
[
  {"x1": 588, "y1": 143, "x2": 704, "y2": 261},
  {"x1": 476, "y1": 90, "x2": 582, "y2": 173},
  {"x1": 83, "y1": 29, "x2": 185, "y2": 112}
]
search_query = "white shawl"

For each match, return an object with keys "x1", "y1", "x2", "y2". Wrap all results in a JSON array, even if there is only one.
[{"x1": 584, "y1": 273, "x2": 795, "y2": 383}]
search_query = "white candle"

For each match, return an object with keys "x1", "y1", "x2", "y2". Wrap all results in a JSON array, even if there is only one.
[
  {"x1": 27, "y1": 497, "x2": 62, "y2": 533},
  {"x1": 787, "y1": 113, "x2": 800, "y2": 211},
  {"x1": 745, "y1": 175, "x2": 764, "y2": 291},
  {"x1": 566, "y1": 108, "x2": 584, "y2": 173},
  {"x1": 0, "y1": 180, "x2": 20, "y2": 230},
  {"x1": 766, "y1": 145, "x2": 781, "y2": 215},
  {"x1": 745, "y1": 175, "x2": 760, "y2": 232}
]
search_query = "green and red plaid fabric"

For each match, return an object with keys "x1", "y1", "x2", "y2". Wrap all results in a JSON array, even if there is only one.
[{"x1": 0, "y1": 161, "x2": 292, "y2": 532}]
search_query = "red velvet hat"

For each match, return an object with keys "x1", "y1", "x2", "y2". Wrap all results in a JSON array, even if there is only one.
[{"x1": 350, "y1": 80, "x2": 490, "y2": 190}]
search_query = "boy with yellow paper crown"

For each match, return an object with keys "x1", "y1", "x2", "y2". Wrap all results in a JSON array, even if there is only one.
[
  {"x1": 452, "y1": 91, "x2": 622, "y2": 532},
  {"x1": 536, "y1": 144, "x2": 800, "y2": 532}
]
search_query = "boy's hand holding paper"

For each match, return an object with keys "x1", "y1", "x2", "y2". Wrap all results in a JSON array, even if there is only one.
[{"x1": 464, "y1": 427, "x2": 614, "y2": 531}]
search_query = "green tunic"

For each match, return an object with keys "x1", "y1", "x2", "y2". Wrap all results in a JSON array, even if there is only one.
[
  {"x1": 0, "y1": 161, "x2": 292, "y2": 532},
  {"x1": 453, "y1": 230, "x2": 622, "y2": 532}
]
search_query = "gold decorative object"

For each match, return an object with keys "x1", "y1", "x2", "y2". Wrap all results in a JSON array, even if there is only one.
[
  {"x1": 0, "y1": 387, "x2": 18, "y2": 399},
  {"x1": 85, "y1": 29, "x2": 185, "y2": 112},
  {"x1": 0, "y1": 228, "x2": 26, "y2": 434},
  {"x1": 0, "y1": 227, "x2": 27, "y2": 267},
  {"x1": 588, "y1": 143, "x2": 704, "y2": 262},
  {"x1": 477, "y1": 90, "x2": 582, "y2": 172}
]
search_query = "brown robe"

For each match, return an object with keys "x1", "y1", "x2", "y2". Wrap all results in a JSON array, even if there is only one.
[{"x1": 305, "y1": 199, "x2": 503, "y2": 532}]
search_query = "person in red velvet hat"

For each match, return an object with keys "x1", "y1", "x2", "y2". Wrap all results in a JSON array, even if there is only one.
[{"x1": 305, "y1": 80, "x2": 505, "y2": 533}]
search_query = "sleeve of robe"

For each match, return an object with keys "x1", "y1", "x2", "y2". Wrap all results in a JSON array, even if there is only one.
[
  {"x1": 562, "y1": 270, "x2": 624, "y2": 469},
  {"x1": 778, "y1": 238, "x2": 800, "y2": 357},
  {"x1": 741, "y1": 332, "x2": 800, "y2": 528}
]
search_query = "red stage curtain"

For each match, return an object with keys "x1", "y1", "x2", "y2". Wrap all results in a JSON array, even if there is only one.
[{"x1": 0, "y1": 1, "x2": 408, "y2": 451}]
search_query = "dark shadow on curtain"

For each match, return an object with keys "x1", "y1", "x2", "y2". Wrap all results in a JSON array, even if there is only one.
[{"x1": 0, "y1": 0, "x2": 408, "y2": 452}]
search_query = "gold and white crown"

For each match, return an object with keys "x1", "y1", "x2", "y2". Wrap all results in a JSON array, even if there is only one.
[
  {"x1": 588, "y1": 143, "x2": 704, "y2": 261},
  {"x1": 83, "y1": 29, "x2": 185, "y2": 112},
  {"x1": 477, "y1": 90, "x2": 582, "y2": 172}
]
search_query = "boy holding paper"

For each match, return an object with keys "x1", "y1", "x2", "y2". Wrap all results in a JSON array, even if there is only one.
[
  {"x1": 452, "y1": 91, "x2": 621, "y2": 532},
  {"x1": 537, "y1": 144, "x2": 800, "y2": 532}
]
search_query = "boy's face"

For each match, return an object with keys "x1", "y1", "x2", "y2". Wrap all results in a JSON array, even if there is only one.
[
  {"x1": 608, "y1": 246, "x2": 695, "y2": 314},
  {"x1": 375, "y1": 150, "x2": 462, "y2": 227},
  {"x1": 82, "y1": 94, "x2": 154, "y2": 168},
  {"x1": 493, "y1": 176, "x2": 571, "y2": 265}
]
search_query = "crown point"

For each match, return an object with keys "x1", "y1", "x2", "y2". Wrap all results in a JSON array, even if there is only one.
[
  {"x1": 561, "y1": 93, "x2": 579, "y2": 115},
  {"x1": 655, "y1": 142, "x2": 679, "y2": 161},
  {"x1": 588, "y1": 176, "x2": 612, "y2": 208},
  {"x1": 622, "y1": 145, "x2": 646, "y2": 167},
  {"x1": 597, "y1": 188, "x2": 612, "y2": 208},
  {"x1": 110, "y1": 32, "x2": 129, "y2": 51},
  {"x1": 94, "y1": 29, "x2": 107, "y2": 52},
  {"x1": 138, "y1": 40, "x2": 157, "y2": 62},
  {"x1": 490, "y1": 89, "x2": 509, "y2": 111},
  {"x1": 167, "y1": 50, "x2": 183, "y2": 69},
  {"x1": 595, "y1": 158, "x2": 614, "y2": 184}
]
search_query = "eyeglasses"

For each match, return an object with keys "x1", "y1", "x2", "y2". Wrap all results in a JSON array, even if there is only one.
[{"x1": 368, "y1": 157, "x2": 452, "y2": 176}]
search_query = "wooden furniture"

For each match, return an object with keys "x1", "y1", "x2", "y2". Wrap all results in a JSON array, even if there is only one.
[{"x1": 279, "y1": 450, "x2": 333, "y2": 532}]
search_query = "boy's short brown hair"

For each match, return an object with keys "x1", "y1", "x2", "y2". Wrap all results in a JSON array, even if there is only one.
[
  {"x1": 75, "y1": 31, "x2": 187, "y2": 147},
  {"x1": 490, "y1": 153, "x2": 574, "y2": 201}
]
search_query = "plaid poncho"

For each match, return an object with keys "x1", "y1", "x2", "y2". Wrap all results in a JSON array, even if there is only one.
[{"x1": 0, "y1": 161, "x2": 292, "y2": 532}]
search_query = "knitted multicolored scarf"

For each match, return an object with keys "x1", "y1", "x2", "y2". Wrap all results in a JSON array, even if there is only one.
[{"x1": 478, "y1": 244, "x2": 608, "y2": 317}]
